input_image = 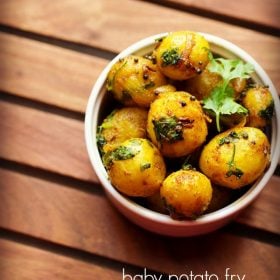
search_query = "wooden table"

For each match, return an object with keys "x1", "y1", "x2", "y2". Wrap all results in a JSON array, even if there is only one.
[{"x1": 0, "y1": 1, "x2": 279, "y2": 279}]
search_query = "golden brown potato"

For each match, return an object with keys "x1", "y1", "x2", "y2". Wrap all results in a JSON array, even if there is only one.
[
  {"x1": 103, "y1": 138, "x2": 166, "y2": 197},
  {"x1": 97, "y1": 107, "x2": 148, "y2": 153},
  {"x1": 153, "y1": 84, "x2": 176, "y2": 96},
  {"x1": 242, "y1": 86, "x2": 274, "y2": 129},
  {"x1": 155, "y1": 31, "x2": 210, "y2": 80},
  {"x1": 185, "y1": 68, "x2": 246, "y2": 100},
  {"x1": 199, "y1": 127, "x2": 270, "y2": 189},
  {"x1": 106, "y1": 55, "x2": 167, "y2": 107},
  {"x1": 147, "y1": 91, "x2": 208, "y2": 157},
  {"x1": 160, "y1": 169, "x2": 212, "y2": 219},
  {"x1": 185, "y1": 68, "x2": 221, "y2": 100}
]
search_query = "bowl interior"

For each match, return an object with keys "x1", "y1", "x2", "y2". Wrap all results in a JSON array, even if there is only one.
[{"x1": 85, "y1": 33, "x2": 280, "y2": 227}]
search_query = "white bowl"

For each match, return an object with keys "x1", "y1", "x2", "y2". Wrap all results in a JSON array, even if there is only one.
[{"x1": 85, "y1": 33, "x2": 280, "y2": 237}]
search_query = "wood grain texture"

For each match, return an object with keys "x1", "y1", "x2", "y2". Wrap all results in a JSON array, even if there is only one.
[
  {"x1": 0, "y1": 0, "x2": 279, "y2": 91},
  {"x1": 0, "y1": 100, "x2": 97, "y2": 182},
  {"x1": 161, "y1": 0, "x2": 280, "y2": 30},
  {"x1": 237, "y1": 176, "x2": 280, "y2": 233},
  {"x1": 0, "y1": 32, "x2": 108, "y2": 113},
  {"x1": 0, "y1": 238, "x2": 121, "y2": 280},
  {"x1": 0, "y1": 168, "x2": 279, "y2": 277}
]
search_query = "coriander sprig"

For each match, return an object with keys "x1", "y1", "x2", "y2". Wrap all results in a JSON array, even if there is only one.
[{"x1": 203, "y1": 54, "x2": 254, "y2": 131}]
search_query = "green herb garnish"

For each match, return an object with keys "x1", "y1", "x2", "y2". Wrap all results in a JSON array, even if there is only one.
[
  {"x1": 96, "y1": 126, "x2": 107, "y2": 154},
  {"x1": 226, "y1": 143, "x2": 244, "y2": 179},
  {"x1": 140, "y1": 163, "x2": 151, "y2": 171},
  {"x1": 219, "y1": 131, "x2": 240, "y2": 145},
  {"x1": 203, "y1": 55, "x2": 254, "y2": 131},
  {"x1": 153, "y1": 116, "x2": 194, "y2": 143},
  {"x1": 161, "y1": 48, "x2": 180, "y2": 66},
  {"x1": 103, "y1": 144, "x2": 139, "y2": 169},
  {"x1": 259, "y1": 100, "x2": 274, "y2": 120},
  {"x1": 107, "y1": 60, "x2": 127, "y2": 91}
]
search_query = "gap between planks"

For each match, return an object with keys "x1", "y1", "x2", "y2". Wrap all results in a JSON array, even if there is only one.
[
  {"x1": 0, "y1": 24, "x2": 117, "y2": 61},
  {"x1": 0, "y1": 228, "x2": 166, "y2": 279},
  {"x1": 139, "y1": 0, "x2": 280, "y2": 36}
]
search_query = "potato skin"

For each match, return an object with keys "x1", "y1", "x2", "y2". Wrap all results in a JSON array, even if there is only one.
[
  {"x1": 147, "y1": 91, "x2": 208, "y2": 157},
  {"x1": 106, "y1": 55, "x2": 166, "y2": 107},
  {"x1": 97, "y1": 107, "x2": 148, "y2": 153},
  {"x1": 160, "y1": 170, "x2": 212, "y2": 219},
  {"x1": 155, "y1": 31, "x2": 209, "y2": 80},
  {"x1": 242, "y1": 86, "x2": 274, "y2": 129},
  {"x1": 199, "y1": 127, "x2": 270, "y2": 189},
  {"x1": 104, "y1": 138, "x2": 166, "y2": 197},
  {"x1": 185, "y1": 68, "x2": 246, "y2": 100}
]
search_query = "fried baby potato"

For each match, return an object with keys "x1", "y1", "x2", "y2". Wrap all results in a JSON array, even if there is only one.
[
  {"x1": 242, "y1": 86, "x2": 274, "y2": 129},
  {"x1": 185, "y1": 68, "x2": 246, "y2": 100},
  {"x1": 106, "y1": 55, "x2": 167, "y2": 107},
  {"x1": 161, "y1": 169, "x2": 212, "y2": 219},
  {"x1": 97, "y1": 107, "x2": 148, "y2": 153},
  {"x1": 103, "y1": 138, "x2": 166, "y2": 197},
  {"x1": 199, "y1": 127, "x2": 270, "y2": 189},
  {"x1": 147, "y1": 91, "x2": 208, "y2": 157},
  {"x1": 155, "y1": 31, "x2": 209, "y2": 80}
]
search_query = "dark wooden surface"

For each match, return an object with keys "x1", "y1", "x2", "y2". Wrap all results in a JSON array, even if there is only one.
[{"x1": 0, "y1": 1, "x2": 279, "y2": 279}]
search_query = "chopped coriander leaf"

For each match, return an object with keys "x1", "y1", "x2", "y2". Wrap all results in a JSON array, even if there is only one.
[
  {"x1": 140, "y1": 163, "x2": 151, "y2": 171},
  {"x1": 107, "y1": 61, "x2": 127, "y2": 91},
  {"x1": 153, "y1": 116, "x2": 195, "y2": 143},
  {"x1": 161, "y1": 48, "x2": 180, "y2": 66},
  {"x1": 96, "y1": 126, "x2": 107, "y2": 154},
  {"x1": 259, "y1": 101, "x2": 274, "y2": 120},
  {"x1": 103, "y1": 145, "x2": 139, "y2": 169},
  {"x1": 219, "y1": 131, "x2": 240, "y2": 146},
  {"x1": 226, "y1": 143, "x2": 243, "y2": 179}
]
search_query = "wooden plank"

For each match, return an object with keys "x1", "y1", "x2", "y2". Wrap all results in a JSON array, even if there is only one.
[
  {"x1": 0, "y1": 32, "x2": 108, "y2": 113},
  {"x1": 0, "y1": 168, "x2": 279, "y2": 277},
  {"x1": 0, "y1": 0, "x2": 279, "y2": 94},
  {"x1": 0, "y1": 100, "x2": 97, "y2": 182},
  {"x1": 161, "y1": 0, "x2": 280, "y2": 30},
  {"x1": 0, "y1": 238, "x2": 121, "y2": 280},
  {"x1": 237, "y1": 176, "x2": 280, "y2": 232}
]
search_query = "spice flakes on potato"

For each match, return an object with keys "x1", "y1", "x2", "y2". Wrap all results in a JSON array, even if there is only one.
[
  {"x1": 199, "y1": 127, "x2": 270, "y2": 189},
  {"x1": 147, "y1": 91, "x2": 208, "y2": 157}
]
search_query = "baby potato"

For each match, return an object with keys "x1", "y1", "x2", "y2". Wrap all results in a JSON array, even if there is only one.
[
  {"x1": 103, "y1": 138, "x2": 166, "y2": 197},
  {"x1": 185, "y1": 68, "x2": 221, "y2": 100},
  {"x1": 155, "y1": 31, "x2": 210, "y2": 80},
  {"x1": 106, "y1": 55, "x2": 167, "y2": 107},
  {"x1": 161, "y1": 169, "x2": 212, "y2": 219},
  {"x1": 242, "y1": 86, "x2": 274, "y2": 129},
  {"x1": 185, "y1": 68, "x2": 246, "y2": 100},
  {"x1": 147, "y1": 91, "x2": 208, "y2": 157},
  {"x1": 199, "y1": 127, "x2": 270, "y2": 189},
  {"x1": 97, "y1": 107, "x2": 148, "y2": 153},
  {"x1": 154, "y1": 84, "x2": 176, "y2": 96}
]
